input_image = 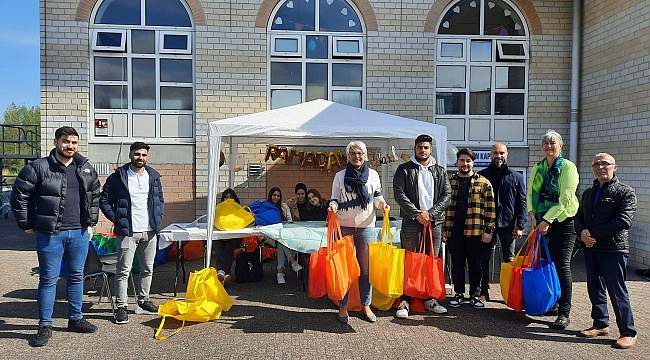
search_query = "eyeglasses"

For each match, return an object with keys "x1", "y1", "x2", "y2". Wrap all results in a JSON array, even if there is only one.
[
  {"x1": 591, "y1": 162, "x2": 613, "y2": 168},
  {"x1": 349, "y1": 152, "x2": 365, "y2": 157}
]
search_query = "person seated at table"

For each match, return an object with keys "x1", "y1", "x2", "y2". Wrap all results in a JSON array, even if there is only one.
[
  {"x1": 285, "y1": 183, "x2": 308, "y2": 221},
  {"x1": 213, "y1": 188, "x2": 243, "y2": 286},
  {"x1": 301, "y1": 189, "x2": 328, "y2": 221},
  {"x1": 268, "y1": 187, "x2": 302, "y2": 284}
]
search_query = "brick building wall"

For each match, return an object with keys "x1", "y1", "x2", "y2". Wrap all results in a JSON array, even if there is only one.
[{"x1": 581, "y1": 0, "x2": 650, "y2": 267}]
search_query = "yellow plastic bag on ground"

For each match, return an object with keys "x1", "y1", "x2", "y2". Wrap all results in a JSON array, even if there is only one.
[
  {"x1": 155, "y1": 267, "x2": 233, "y2": 340},
  {"x1": 368, "y1": 210, "x2": 405, "y2": 298},
  {"x1": 500, "y1": 230, "x2": 535, "y2": 303},
  {"x1": 214, "y1": 199, "x2": 255, "y2": 230}
]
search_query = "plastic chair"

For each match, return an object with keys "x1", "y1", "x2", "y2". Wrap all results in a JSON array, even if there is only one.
[
  {"x1": 98, "y1": 252, "x2": 138, "y2": 297},
  {"x1": 84, "y1": 242, "x2": 115, "y2": 311}
]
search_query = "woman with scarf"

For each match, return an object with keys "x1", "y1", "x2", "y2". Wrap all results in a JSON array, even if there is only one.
[
  {"x1": 527, "y1": 130, "x2": 579, "y2": 330},
  {"x1": 329, "y1": 141, "x2": 389, "y2": 324}
]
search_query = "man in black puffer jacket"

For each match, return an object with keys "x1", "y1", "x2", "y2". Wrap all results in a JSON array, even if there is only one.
[
  {"x1": 575, "y1": 153, "x2": 637, "y2": 349},
  {"x1": 11, "y1": 126, "x2": 100, "y2": 347},
  {"x1": 100, "y1": 142, "x2": 164, "y2": 325}
]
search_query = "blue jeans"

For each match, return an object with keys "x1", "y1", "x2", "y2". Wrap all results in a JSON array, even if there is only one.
[
  {"x1": 36, "y1": 229, "x2": 89, "y2": 326},
  {"x1": 584, "y1": 250, "x2": 636, "y2": 337},
  {"x1": 277, "y1": 242, "x2": 294, "y2": 270},
  {"x1": 338, "y1": 226, "x2": 374, "y2": 307}
]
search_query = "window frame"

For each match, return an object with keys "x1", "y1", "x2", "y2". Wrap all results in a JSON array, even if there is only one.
[
  {"x1": 92, "y1": 29, "x2": 127, "y2": 51},
  {"x1": 332, "y1": 36, "x2": 364, "y2": 57},
  {"x1": 89, "y1": 0, "x2": 197, "y2": 144},
  {"x1": 270, "y1": 34, "x2": 303, "y2": 57},
  {"x1": 496, "y1": 40, "x2": 529, "y2": 60},
  {"x1": 433, "y1": 0, "x2": 530, "y2": 146}
]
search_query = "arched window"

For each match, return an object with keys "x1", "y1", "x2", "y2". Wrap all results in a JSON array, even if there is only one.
[
  {"x1": 434, "y1": 0, "x2": 529, "y2": 144},
  {"x1": 268, "y1": 0, "x2": 365, "y2": 109},
  {"x1": 90, "y1": 0, "x2": 194, "y2": 141}
]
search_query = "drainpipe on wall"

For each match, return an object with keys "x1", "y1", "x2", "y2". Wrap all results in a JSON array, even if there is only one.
[{"x1": 569, "y1": 0, "x2": 581, "y2": 162}]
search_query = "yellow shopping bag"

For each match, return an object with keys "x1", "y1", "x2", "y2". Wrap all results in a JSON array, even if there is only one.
[
  {"x1": 371, "y1": 287, "x2": 398, "y2": 311},
  {"x1": 368, "y1": 210, "x2": 405, "y2": 298},
  {"x1": 155, "y1": 267, "x2": 233, "y2": 340},
  {"x1": 214, "y1": 199, "x2": 255, "y2": 230},
  {"x1": 500, "y1": 230, "x2": 535, "y2": 303}
]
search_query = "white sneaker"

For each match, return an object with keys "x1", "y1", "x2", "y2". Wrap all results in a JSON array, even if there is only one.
[
  {"x1": 291, "y1": 261, "x2": 303, "y2": 272},
  {"x1": 424, "y1": 299, "x2": 448, "y2": 314},
  {"x1": 276, "y1": 273, "x2": 286, "y2": 284},
  {"x1": 395, "y1": 300, "x2": 409, "y2": 319}
]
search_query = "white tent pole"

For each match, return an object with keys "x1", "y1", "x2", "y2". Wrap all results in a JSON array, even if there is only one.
[
  {"x1": 204, "y1": 128, "x2": 220, "y2": 268},
  {"x1": 228, "y1": 137, "x2": 235, "y2": 189},
  {"x1": 381, "y1": 140, "x2": 389, "y2": 214}
]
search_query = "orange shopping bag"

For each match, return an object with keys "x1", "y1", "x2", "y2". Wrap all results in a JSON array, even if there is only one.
[
  {"x1": 325, "y1": 210, "x2": 361, "y2": 301},
  {"x1": 309, "y1": 246, "x2": 328, "y2": 298},
  {"x1": 506, "y1": 231, "x2": 536, "y2": 312},
  {"x1": 403, "y1": 224, "x2": 444, "y2": 299}
]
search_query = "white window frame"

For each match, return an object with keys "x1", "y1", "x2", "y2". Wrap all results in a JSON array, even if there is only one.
[
  {"x1": 497, "y1": 40, "x2": 528, "y2": 60},
  {"x1": 92, "y1": 29, "x2": 127, "y2": 51},
  {"x1": 271, "y1": 34, "x2": 302, "y2": 57},
  {"x1": 159, "y1": 31, "x2": 192, "y2": 54},
  {"x1": 436, "y1": 39, "x2": 466, "y2": 62},
  {"x1": 332, "y1": 36, "x2": 364, "y2": 57}
]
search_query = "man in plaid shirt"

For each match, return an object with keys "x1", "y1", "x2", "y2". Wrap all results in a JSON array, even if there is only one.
[{"x1": 443, "y1": 148, "x2": 496, "y2": 309}]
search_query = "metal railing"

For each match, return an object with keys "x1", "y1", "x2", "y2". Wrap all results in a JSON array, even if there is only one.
[{"x1": 0, "y1": 124, "x2": 40, "y2": 159}]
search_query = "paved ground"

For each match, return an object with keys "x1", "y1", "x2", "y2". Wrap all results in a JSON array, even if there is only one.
[{"x1": 0, "y1": 218, "x2": 648, "y2": 360}]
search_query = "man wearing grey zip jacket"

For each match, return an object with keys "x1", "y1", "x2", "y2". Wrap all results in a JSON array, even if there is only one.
[{"x1": 393, "y1": 134, "x2": 451, "y2": 319}]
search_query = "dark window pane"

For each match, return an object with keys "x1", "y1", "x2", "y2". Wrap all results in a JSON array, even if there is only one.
[
  {"x1": 436, "y1": 92, "x2": 466, "y2": 115},
  {"x1": 95, "y1": 0, "x2": 141, "y2": 25},
  {"x1": 306, "y1": 63, "x2": 328, "y2": 101},
  {"x1": 161, "y1": 59, "x2": 192, "y2": 83},
  {"x1": 163, "y1": 35, "x2": 188, "y2": 50},
  {"x1": 160, "y1": 87, "x2": 193, "y2": 110},
  {"x1": 132, "y1": 30, "x2": 155, "y2": 54},
  {"x1": 271, "y1": 0, "x2": 315, "y2": 31},
  {"x1": 307, "y1": 36, "x2": 328, "y2": 59},
  {"x1": 319, "y1": 0, "x2": 362, "y2": 32},
  {"x1": 270, "y1": 62, "x2": 302, "y2": 86},
  {"x1": 484, "y1": 0, "x2": 525, "y2": 36},
  {"x1": 496, "y1": 51, "x2": 525, "y2": 63},
  {"x1": 96, "y1": 32, "x2": 123, "y2": 47},
  {"x1": 94, "y1": 85, "x2": 127, "y2": 109},
  {"x1": 496, "y1": 67, "x2": 525, "y2": 89},
  {"x1": 332, "y1": 63, "x2": 362, "y2": 87},
  {"x1": 145, "y1": 0, "x2": 192, "y2": 27},
  {"x1": 94, "y1": 57, "x2": 126, "y2": 81},
  {"x1": 132, "y1": 59, "x2": 156, "y2": 110},
  {"x1": 495, "y1": 93, "x2": 524, "y2": 115},
  {"x1": 501, "y1": 43, "x2": 525, "y2": 56},
  {"x1": 438, "y1": 0, "x2": 480, "y2": 35}
]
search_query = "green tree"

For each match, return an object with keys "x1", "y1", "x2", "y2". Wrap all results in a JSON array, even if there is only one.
[{"x1": 2, "y1": 103, "x2": 41, "y2": 176}]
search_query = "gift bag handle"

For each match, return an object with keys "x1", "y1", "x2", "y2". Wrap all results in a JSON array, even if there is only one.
[{"x1": 379, "y1": 208, "x2": 393, "y2": 246}]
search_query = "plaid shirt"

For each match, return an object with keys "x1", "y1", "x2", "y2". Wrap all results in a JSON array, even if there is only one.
[{"x1": 444, "y1": 172, "x2": 496, "y2": 237}]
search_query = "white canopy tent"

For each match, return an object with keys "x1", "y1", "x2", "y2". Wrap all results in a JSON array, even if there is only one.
[{"x1": 205, "y1": 99, "x2": 448, "y2": 266}]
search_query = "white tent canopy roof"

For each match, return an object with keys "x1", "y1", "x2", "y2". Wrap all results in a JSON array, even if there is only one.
[{"x1": 204, "y1": 99, "x2": 448, "y2": 266}]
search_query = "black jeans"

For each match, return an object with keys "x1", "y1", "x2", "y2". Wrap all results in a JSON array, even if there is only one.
[
  {"x1": 400, "y1": 219, "x2": 442, "y2": 303},
  {"x1": 213, "y1": 238, "x2": 242, "y2": 275},
  {"x1": 449, "y1": 231, "x2": 490, "y2": 298},
  {"x1": 547, "y1": 217, "x2": 576, "y2": 317},
  {"x1": 480, "y1": 225, "x2": 516, "y2": 294}
]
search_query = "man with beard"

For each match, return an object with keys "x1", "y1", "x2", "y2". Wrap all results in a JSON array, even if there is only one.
[
  {"x1": 11, "y1": 126, "x2": 101, "y2": 347},
  {"x1": 444, "y1": 148, "x2": 496, "y2": 310},
  {"x1": 100, "y1": 142, "x2": 164, "y2": 324},
  {"x1": 477, "y1": 143, "x2": 526, "y2": 304},
  {"x1": 393, "y1": 134, "x2": 451, "y2": 319}
]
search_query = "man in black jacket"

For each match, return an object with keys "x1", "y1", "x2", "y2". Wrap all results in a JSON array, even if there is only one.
[
  {"x1": 393, "y1": 134, "x2": 451, "y2": 319},
  {"x1": 100, "y1": 142, "x2": 164, "y2": 325},
  {"x1": 477, "y1": 143, "x2": 526, "y2": 302},
  {"x1": 575, "y1": 153, "x2": 637, "y2": 349},
  {"x1": 11, "y1": 126, "x2": 100, "y2": 347}
]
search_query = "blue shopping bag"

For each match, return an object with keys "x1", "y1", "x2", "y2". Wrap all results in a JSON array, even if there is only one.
[
  {"x1": 522, "y1": 234, "x2": 561, "y2": 316},
  {"x1": 248, "y1": 200, "x2": 281, "y2": 226}
]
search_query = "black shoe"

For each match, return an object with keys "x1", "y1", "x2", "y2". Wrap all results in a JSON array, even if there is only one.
[
  {"x1": 449, "y1": 293, "x2": 465, "y2": 308},
  {"x1": 551, "y1": 315, "x2": 571, "y2": 330},
  {"x1": 68, "y1": 318, "x2": 97, "y2": 333},
  {"x1": 29, "y1": 326, "x2": 52, "y2": 347},
  {"x1": 544, "y1": 304, "x2": 559, "y2": 316},
  {"x1": 114, "y1": 306, "x2": 129, "y2": 324},
  {"x1": 135, "y1": 300, "x2": 158, "y2": 315}
]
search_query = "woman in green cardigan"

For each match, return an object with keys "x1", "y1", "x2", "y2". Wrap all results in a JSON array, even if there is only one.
[{"x1": 527, "y1": 130, "x2": 579, "y2": 330}]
